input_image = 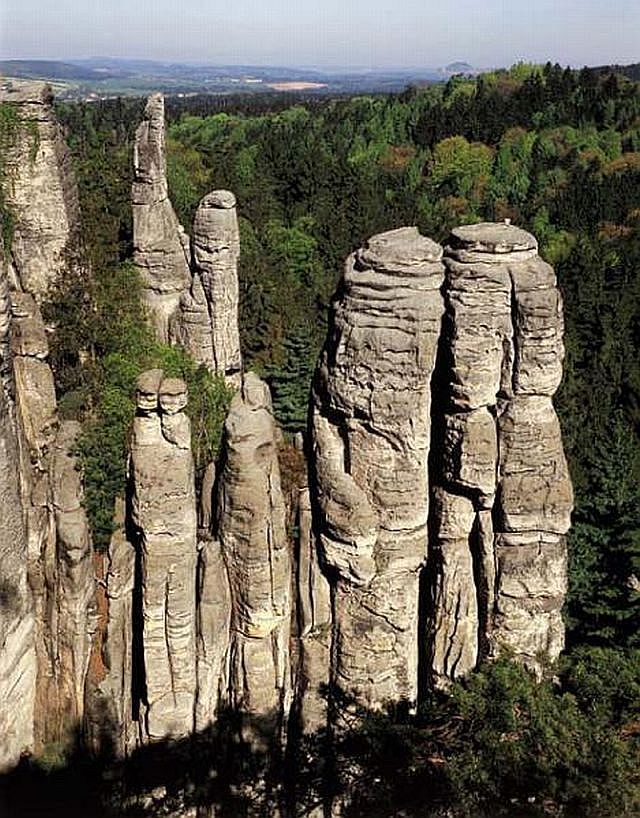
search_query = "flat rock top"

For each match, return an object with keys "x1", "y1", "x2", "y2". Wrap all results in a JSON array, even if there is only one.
[
  {"x1": 359, "y1": 227, "x2": 443, "y2": 269},
  {"x1": 0, "y1": 79, "x2": 53, "y2": 106},
  {"x1": 449, "y1": 222, "x2": 537, "y2": 254},
  {"x1": 200, "y1": 190, "x2": 237, "y2": 210}
]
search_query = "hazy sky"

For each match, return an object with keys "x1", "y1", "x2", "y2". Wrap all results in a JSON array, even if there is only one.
[{"x1": 1, "y1": 0, "x2": 638, "y2": 69}]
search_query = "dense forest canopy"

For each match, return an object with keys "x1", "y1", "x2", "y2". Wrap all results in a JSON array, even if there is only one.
[{"x1": 45, "y1": 62, "x2": 640, "y2": 815}]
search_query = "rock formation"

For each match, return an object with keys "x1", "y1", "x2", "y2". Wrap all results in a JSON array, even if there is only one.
[
  {"x1": 191, "y1": 191, "x2": 242, "y2": 382},
  {"x1": 0, "y1": 245, "x2": 36, "y2": 771},
  {"x1": 132, "y1": 95, "x2": 243, "y2": 382},
  {"x1": 84, "y1": 500, "x2": 137, "y2": 758},
  {"x1": 132, "y1": 94, "x2": 191, "y2": 342},
  {"x1": 50, "y1": 421, "x2": 95, "y2": 734},
  {"x1": 309, "y1": 222, "x2": 572, "y2": 711},
  {"x1": 427, "y1": 223, "x2": 572, "y2": 681},
  {"x1": 0, "y1": 85, "x2": 574, "y2": 801},
  {"x1": 310, "y1": 227, "x2": 445, "y2": 710},
  {"x1": 0, "y1": 81, "x2": 78, "y2": 300},
  {"x1": 129, "y1": 370, "x2": 197, "y2": 740},
  {"x1": 215, "y1": 373, "x2": 291, "y2": 736}
]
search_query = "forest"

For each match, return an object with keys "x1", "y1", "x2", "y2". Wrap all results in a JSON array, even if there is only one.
[{"x1": 33, "y1": 61, "x2": 640, "y2": 815}]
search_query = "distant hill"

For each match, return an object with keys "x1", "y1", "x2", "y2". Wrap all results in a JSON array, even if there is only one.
[
  {"x1": 593, "y1": 62, "x2": 640, "y2": 81},
  {"x1": 443, "y1": 61, "x2": 476, "y2": 76},
  {"x1": 0, "y1": 59, "x2": 125, "y2": 81}
]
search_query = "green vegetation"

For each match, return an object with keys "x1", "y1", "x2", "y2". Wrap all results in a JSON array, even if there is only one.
[
  {"x1": 44, "y1": 262, "x2": 232, "y2": 552},
  {"x1": 320, "y1": 652, "x2": 640, "y2": 817},
  {"x1": 51, "y1": 63, "x2": 640, "y2": 812}
]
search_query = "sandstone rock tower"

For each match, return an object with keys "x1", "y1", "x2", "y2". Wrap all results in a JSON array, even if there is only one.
[
  {"x1": 129, "y1": 370, "x2": 198, "y2": 740},
  {"x1": 132, "y1": 94, "x2": 191, "y2": 342},
  {"x1": 310, "y1": 227, "x2": 445, "y2": 709},
  {"x1": 0, "y1": 82, "x2": 78, "y2": 299},
  {"x1": 215, "y1": 373, "x2": 291, "y2": 733},
  {"x1": 427, "y1": 223, "x2": 572, "y2": 682},
  {"x1": 309, "y1": 222, "x2": 573, "y2": 711},
  {"x1": 133, "y1": 94, "x2": 243, "y2": 383}
]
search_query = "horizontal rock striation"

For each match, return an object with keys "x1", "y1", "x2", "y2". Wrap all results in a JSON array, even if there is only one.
[
  {"x1": 427, "y1": 222, "x2": 573, "y2": 683},
  {"x1": 310, "y1": 227, "x2": 445, "y2": 709}
]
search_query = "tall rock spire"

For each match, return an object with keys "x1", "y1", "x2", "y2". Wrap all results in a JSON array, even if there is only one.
[
  {"x1": 132, "y1": 94, "x2": 191, "y2": 342},
  {"x1": 427, "y1": 222, "x2": 573, "y2": 682},
  {"x1": 310, "y1": 227, "x2": 445, "y2": 709},
  {"x1": 129, "y1": 370, "x2": 198, "y2": 740}
]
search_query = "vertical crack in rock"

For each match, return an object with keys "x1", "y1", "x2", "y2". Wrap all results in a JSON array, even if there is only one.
[
  {"x1": 0, "y1": 81, "x2": 78, "y2": 300},
  {"x1": 132, "y1": 94, "x2": 191, "y2": 342},
  {"x1": 310, "y1": 227, "x2": 445, "y2": 710},
  {"x1": 129, "y1": 370, "x2": 197, "y2": 740},
  {"x1": 427, "y1": 222, "x2": 573, "y2": 685},
  {"x1": 295, "y1": 485, "x2": 332, "y2": 734},
  {"x1": 215, "y1": 372, "x2": 291, "y2": 742}
]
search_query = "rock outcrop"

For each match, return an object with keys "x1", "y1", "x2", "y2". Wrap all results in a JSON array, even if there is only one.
[
  {"x1": 129, "y1": 370, "x2": 197, "y2": 740},
  {"x1": 427, "y1": 222, "x2": 573, "y2": 682},
  {"x1": 132, "y1": 95, "x2": 243, "y2": 382},
  {"x1": 434, "y1": 224, "x2": 573, "y2": 675},
  {"x1": 0, "y1": 81, "x2": 78, "y2": 299},
  {"x1": 49, "y1": 421, "x2": 95, "y2": 734},
  {"x1": 191, "y1": 191, "x2": 242, "y2": 382},
  {"x1": 85, "y1": 500, "x2": 137, "y2": 758},
  {"x1": 310, "y1": 227, "x2": 445, "y2": 710},
  {"x1": 215, "y1": 373, "x2": 290, "y2": 736},
  {"x1": 132, "y1": 95, "x2": 191, "y2": 342},
  {"x1": 0, "y1": 130, "x2": 574, "y2": 801},
  {"x1": 308, "y1": 222, "x2": 572, "y2": 712}
]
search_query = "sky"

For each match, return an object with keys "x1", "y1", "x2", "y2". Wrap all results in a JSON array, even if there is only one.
[{"x1": 1, "y1": 0, "x2": 638, "y2": 69}]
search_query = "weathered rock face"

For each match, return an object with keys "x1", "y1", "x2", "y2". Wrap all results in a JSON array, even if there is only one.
[
  {"x1": 215, "y1": 373, "x2": 290, "y2": 733},
  {"x1": 129, "y1": 370, "x2": 197, "y2": 740},
  {"x1": 295, "y1": 486, "x2": 331, "y2": 734},
  {"x1": 0, "y1": 81, "x2": 78, "y2": 299},
  {"x1": 310, "y1": 227, "x2": 445, "y2": 709},
  {"x1": 192, "y1": 191, "x2": 242, "y2": 382},
  {"x1": 427, "y1": 223, "x2": 573, "y2": 683},
  {"x1": 50, "y1": 421, "x2": 95, "y2": 732},
  {"x1": 0, "y1": 96, "x2": 95, "y2": 764},
  {"x1": 170, "y1": 190, "x2": 243, "y2": 384},
  {"x1": 132, "y1": 95, "x2": 191, "y2": 342},
  {"x1": 308, "y1": 222, "x2": 572, "y2": 712},
  {"x1": 84, "y1": 499, "x2": 137, "y2": 758},
  {"x1": 0, "y1": 252, "x2": 36, "y2": 772}
]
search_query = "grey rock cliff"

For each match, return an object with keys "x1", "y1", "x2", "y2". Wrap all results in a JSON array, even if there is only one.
[
  {"x1": 85, "y1": 499, "x2": 137, "y2": 757},
  {"x1": 129, "y1": 370, "x2": 197, "y2": 740},
  {"x1": 132, "y1": 95, "x2": 191, "y2": 342},
  {"x1": 310, "y1": 227, "x2": 445, "y2": 709},
  {"x1": 0, "y1": 81, "x2": 78, "y2": 299}
]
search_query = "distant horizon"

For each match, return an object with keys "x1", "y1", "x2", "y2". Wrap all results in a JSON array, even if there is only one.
[
  {"x1": 1, "y1": 55, "x2": 636, "y2": 74},
  {"x1": 1, "y1": 0, "x2": 638, "y2": 71}
]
